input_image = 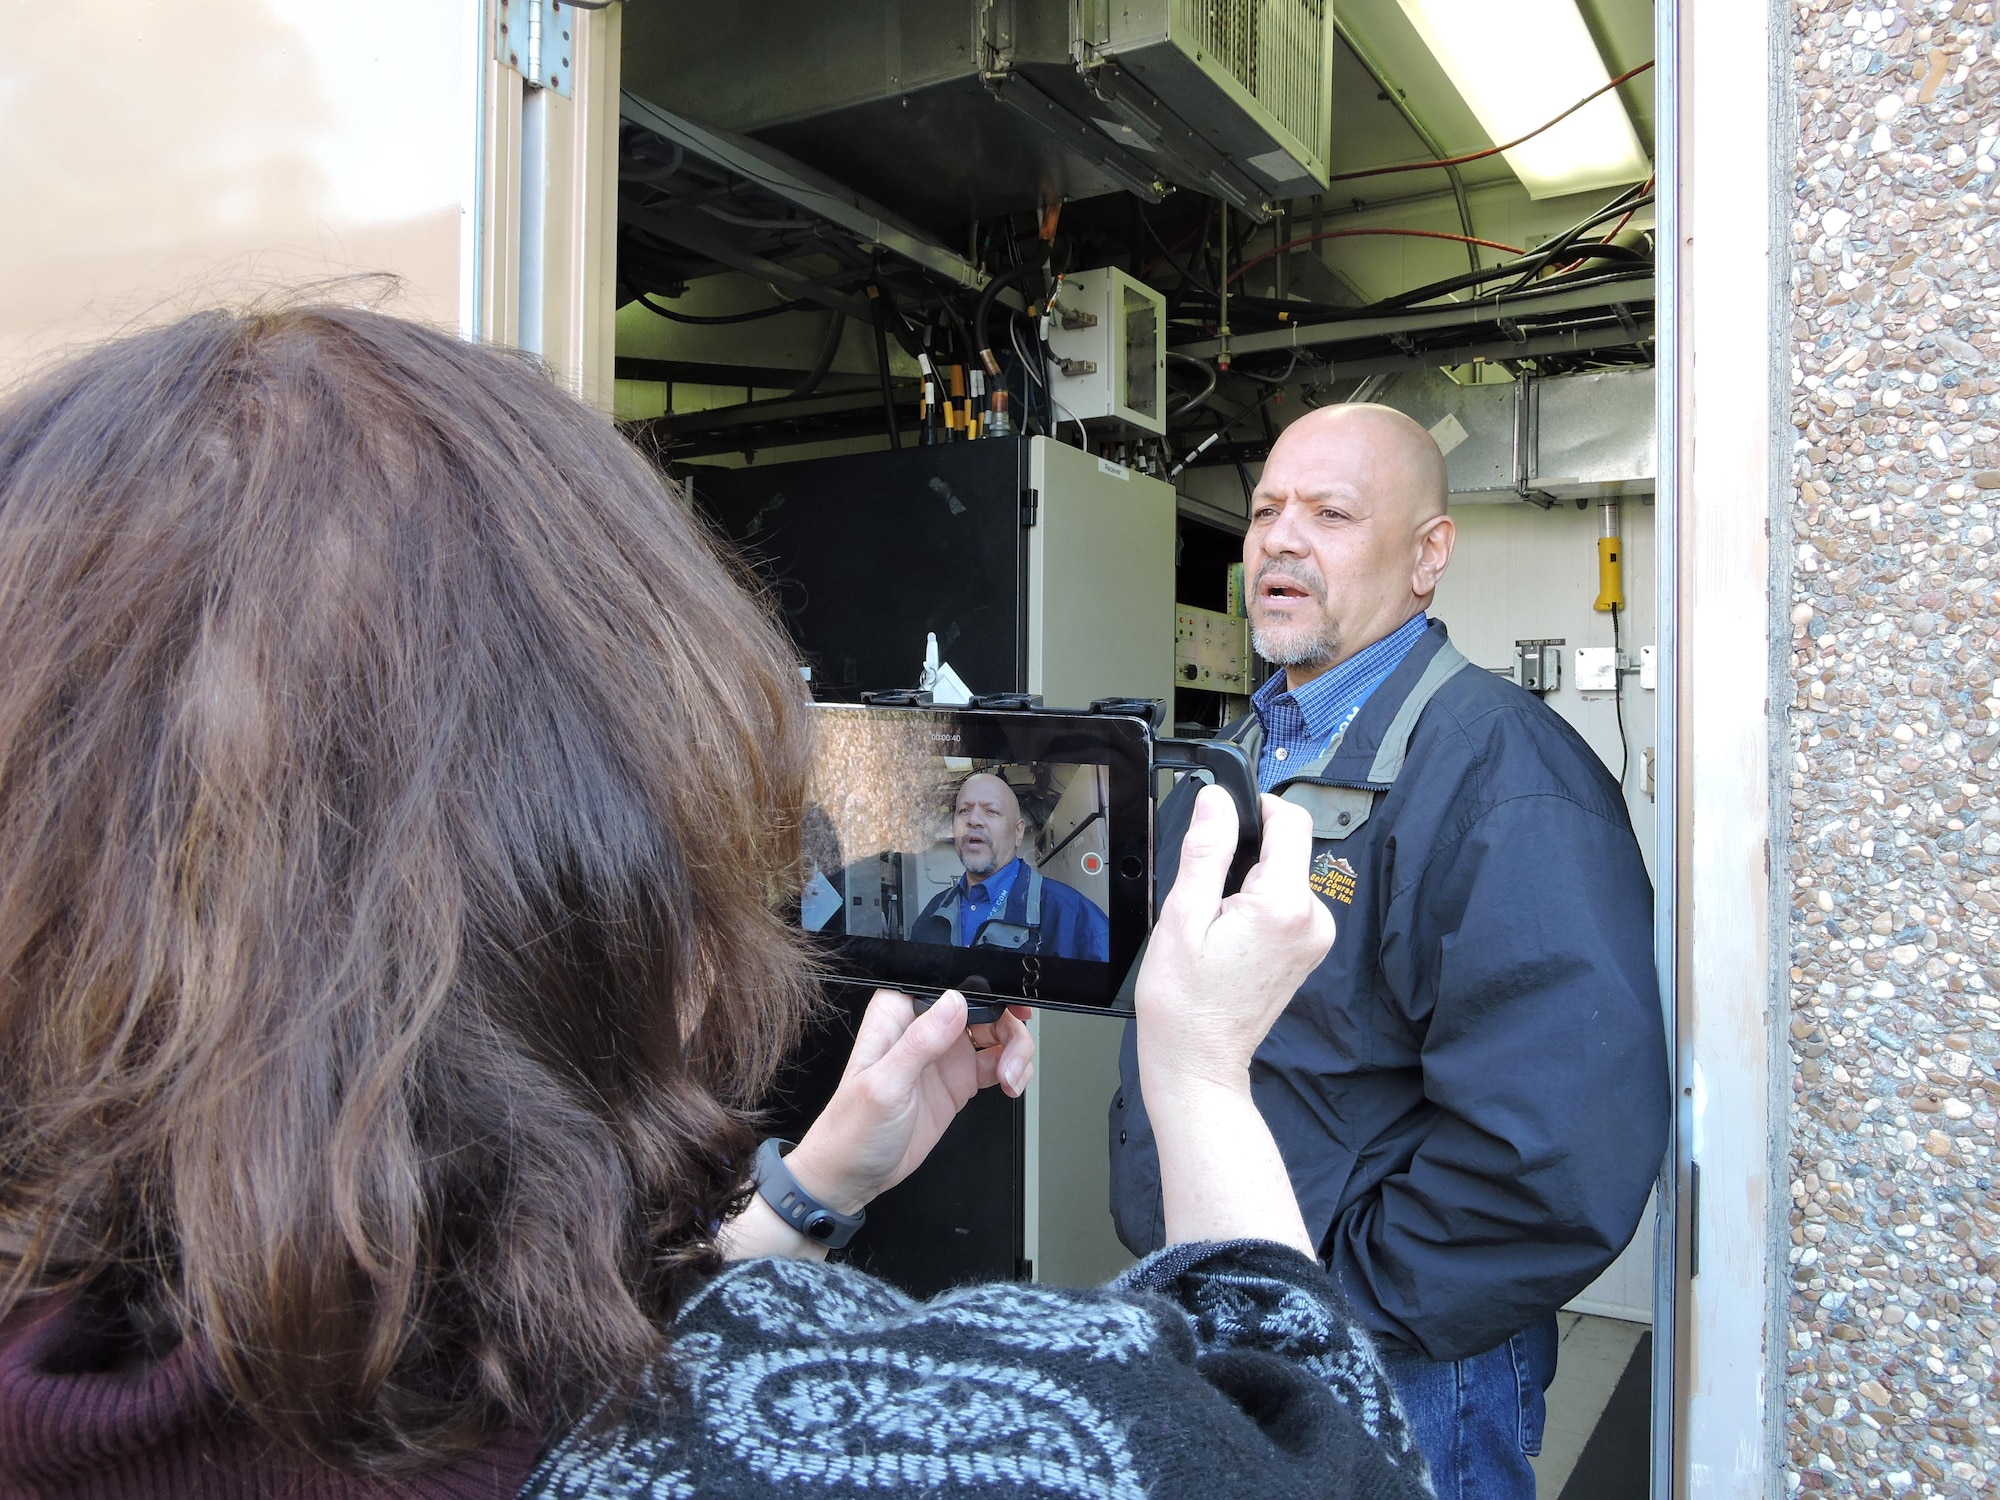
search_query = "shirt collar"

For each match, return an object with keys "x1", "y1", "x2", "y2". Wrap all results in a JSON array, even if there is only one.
[
  {"x1": 960, "y1": 857, "x2": 1022, "y2": 904},
  {"x1": 1252, "y1": 612, "x2": 1431, "y2": 739}
]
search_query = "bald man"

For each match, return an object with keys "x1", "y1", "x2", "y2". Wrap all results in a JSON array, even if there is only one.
[
  {"x1": 910, "y1": 772, "x2": 1108, "y2": 961},
  {"x1": 1110, "y1": 405, "x2": 1667, "y2": 1500}
]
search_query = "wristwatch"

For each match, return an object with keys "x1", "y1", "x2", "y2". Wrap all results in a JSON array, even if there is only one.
[{"x1": 754, "y1": 1137, "x2": 866, "y2": 1249}]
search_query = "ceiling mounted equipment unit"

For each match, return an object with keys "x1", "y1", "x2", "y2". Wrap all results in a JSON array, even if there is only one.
[
  {"x1": 1073, "y1": 0, "x2": 1334, "y2": 208},
  {"x1": 621, "y1": 1, "x2": 1337, "y2": 235}
]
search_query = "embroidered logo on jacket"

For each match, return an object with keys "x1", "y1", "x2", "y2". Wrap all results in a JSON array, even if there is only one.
[{"x1": 1309, "y1": 852, "x2": 1357, "y2": 906}]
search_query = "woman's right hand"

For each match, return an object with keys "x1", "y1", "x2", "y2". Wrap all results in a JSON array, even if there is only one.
[
  {"x1": 1134, "y1": 784, "x2": 1335, "y2": 1257},
  {"x1": 718, "y1": 990, "x2": 1033, "y2": 1263},
  {"x1": 783, "y1": 989, "x2": 1034, "y2": 1219},
  {"x1": 1135, "y1": 785, "x2": 1335, "y2": 1097}
]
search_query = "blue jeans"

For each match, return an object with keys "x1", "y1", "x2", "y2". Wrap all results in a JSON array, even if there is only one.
[{"x1": 1375, "y1": 1317, "x2": 1559, "y2": 1500}]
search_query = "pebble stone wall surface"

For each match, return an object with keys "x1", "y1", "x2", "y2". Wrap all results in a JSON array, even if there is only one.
[{"x1": 1787, "y1": 1, "x2": 2000, "y2": 1494}]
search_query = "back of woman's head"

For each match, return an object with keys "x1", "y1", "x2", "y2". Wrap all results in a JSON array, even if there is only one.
[{"x1": 0, "y1": 305, "x2": 815, "y2": 1467}]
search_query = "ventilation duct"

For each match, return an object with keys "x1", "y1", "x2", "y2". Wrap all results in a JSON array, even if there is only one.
[{"x1": 1375, "y1": 366, "x2": 1656, "y2": 506}]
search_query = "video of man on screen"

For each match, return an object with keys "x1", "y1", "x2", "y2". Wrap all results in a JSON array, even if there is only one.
[{"x1": 800, "y1": 747, "x2": 1111, "y2": 964}]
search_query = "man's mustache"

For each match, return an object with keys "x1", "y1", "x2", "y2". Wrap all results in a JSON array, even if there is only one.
[{"x1": 1254, "y1": 559, "x2": 1326, "y2": 600}]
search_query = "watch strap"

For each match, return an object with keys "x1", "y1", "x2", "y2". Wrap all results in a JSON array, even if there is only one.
[{"x1": 753, "y1": 1137, "x2": 866, "y2": 1250}]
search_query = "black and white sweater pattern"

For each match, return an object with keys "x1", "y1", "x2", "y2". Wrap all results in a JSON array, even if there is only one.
[{"x1": 521, "y1": 1239, "x2": 1433, "y2": 1499}]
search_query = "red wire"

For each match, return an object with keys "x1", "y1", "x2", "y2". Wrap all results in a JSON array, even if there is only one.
[
  {"x1": 1323, "y1": 60, "x2": 1656, "y2": 185},
  {"x1": 1228, "y1": 228, "x2": 1526, "y2": 288}
]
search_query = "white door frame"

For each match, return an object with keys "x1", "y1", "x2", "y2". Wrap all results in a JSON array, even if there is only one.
[
  {"x1": 460, "y1": 1, "x2": 1800, "y2": 1490},
  {"x1": 467, "y1": 0, "x2": 621, "y2": 410},
  {"x1": 1657, "y1": 0, "x2": 1789, "y2": 1495}
]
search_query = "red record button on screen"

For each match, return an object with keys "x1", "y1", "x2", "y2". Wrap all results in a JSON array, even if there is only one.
[{"x1": 1080, "y1": 851, "x2": 1104, "y2": 876}]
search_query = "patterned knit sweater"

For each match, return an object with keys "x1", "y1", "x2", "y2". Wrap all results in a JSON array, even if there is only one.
[{"x1": 522, "y1": 1240, "x2": 1434, "y2": 1500}]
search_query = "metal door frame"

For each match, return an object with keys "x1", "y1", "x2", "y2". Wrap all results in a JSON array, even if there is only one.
[{"x1": 1656, "y1": 0, "x2": 1790, "y2": 1494}]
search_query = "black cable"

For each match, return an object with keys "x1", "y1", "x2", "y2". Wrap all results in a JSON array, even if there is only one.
[
  {"x1": 1180, "y1": 383, "x2": 1288, "y2": 470},
  {"x1": 1496, "y1": 184, "x2": 1654, "y2": 296},
  {"x1": 974, "y1": 262, "x2": 1040, "y2": 377},
  {"x1": 1164, "y1": 351, "x2": 1218, "y2": 419},
  {"x1": 934, "y1": 294, "x2": 975, "y2": 369},
  {"x1": 869, "y1": 281, "x2": 925, "y2": 361},
  {"x1": 1308, "y1": 230, "x2": 1651, "y2": 313},
  {"x1": 638, "y1": 292, "x2": 810, "y2": 325},
  {"x1": 1139, "y1": 211, "x2": 1218, "y2": 296},
  {"x1": 1203, "y1": 243, "x2": 1651, "y2": 327},
  {"x1": 1233, "y1": 455, "x2": 1256, "y2": 513},
  {"x1": 788, "y1": 311, "x2": 847, "y2": 400},
  {"x1": 1171, "y1": 189, "x2": 1654, "y2": 330},
  {"x1": 1611, "y1": 603, "x2": 1630, "y2": 787},
  {"x1": 1161, "y1": 265, "x2": 1654, "y2": 345},
  {"x1": 1166, "y1": 264, "x2": 1655, "y2": 350},
  {"x1": 1198, "y1": 200, "x2": 1220, "y2": 293},
  {"x1": 1041, "y1": 317, "x2": 1068, "y2": 442},
  {"x1": 868, "y1": 288, "x2": 902, "y2": 451},
  {"x1": 1008, "y1": 310, "x2": 1050, "y2": 436}
]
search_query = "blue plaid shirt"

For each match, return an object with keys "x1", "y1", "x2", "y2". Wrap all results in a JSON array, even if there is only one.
[{"x1": 1250, "y1": 614, "x2": 1430, "y2": 792}]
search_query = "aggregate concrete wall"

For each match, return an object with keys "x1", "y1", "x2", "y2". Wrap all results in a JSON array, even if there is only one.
[{"x1": 1787, "y1": 2, "x2": 2000, "y2": 1494}]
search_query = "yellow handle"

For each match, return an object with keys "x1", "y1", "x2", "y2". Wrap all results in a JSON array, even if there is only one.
[{"x1": 1594, "y1": 535, "x2": 1625, "y2": 613}]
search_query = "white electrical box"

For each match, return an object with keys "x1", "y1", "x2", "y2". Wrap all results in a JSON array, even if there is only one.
[
  {"x1": 1575, "y1": 646, "x2": 1619, "y2": 692},
  {"x1": 1175, "y1": 605, "x2": 1253, "y2": 693},
  {"x1": 1639, "y1": 645, "x2": 1657, "y2": 690},
  {"x1": 1043, "y1": 267, "x2": 1167, "y2": 434}
]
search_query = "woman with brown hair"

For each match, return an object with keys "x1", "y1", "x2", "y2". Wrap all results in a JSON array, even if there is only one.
[{"x1": 0, "y1": 306, "x2": 1430, "y2": 1500}]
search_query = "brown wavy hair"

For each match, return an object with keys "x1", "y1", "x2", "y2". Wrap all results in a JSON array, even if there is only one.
[{"x1": 0, "y1": 306, "x2": 816, "y2": 1467}]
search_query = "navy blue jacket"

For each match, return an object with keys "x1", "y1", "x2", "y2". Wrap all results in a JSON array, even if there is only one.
[
  {"x1": 914, "y1": 864, "x2": 1109, "y2": 962},
  {"x1": 1109, "y1": 621, "x2": 1669, "y2": 1362}
]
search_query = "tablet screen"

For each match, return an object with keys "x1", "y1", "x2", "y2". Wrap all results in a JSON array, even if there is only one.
[{"x1": 802, "y1": 706, "x2": 1152, "y2": 1012}]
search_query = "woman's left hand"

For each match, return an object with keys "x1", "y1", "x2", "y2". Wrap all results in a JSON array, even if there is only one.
[{"x1": 781, "y1": 990, "x2": 1035, "y2": 1219}]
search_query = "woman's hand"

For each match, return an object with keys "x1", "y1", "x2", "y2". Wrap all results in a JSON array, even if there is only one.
[
  {"x1": 720, "y1": 990, "x2": 1034, "y2": 1260},
  {"x1": 786, "y1": 990, "x2": 1035, "y2": 1213},
  {"x1": 1136, "y1": 784, "x2": 1335, "y2": 1256},
  {"x1": 1136, "y1": 786, "x2": 1335, "y2": 1098}
]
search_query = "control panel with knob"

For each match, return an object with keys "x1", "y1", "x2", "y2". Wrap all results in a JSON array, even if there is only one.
[{"x1": 1175, "y1": 605, "x2": 1252, "y2": 694}]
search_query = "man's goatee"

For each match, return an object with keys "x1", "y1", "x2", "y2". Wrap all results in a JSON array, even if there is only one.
[{"x1": 1252, "y1": 622, "x2": 1342, "y2": 669}]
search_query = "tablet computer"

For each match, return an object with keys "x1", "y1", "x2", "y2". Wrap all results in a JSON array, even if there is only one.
[
  {"x1": 792, "y1": 704, "x2": 1248, "y2": 1024},
  {"x1": 801, "y1": 704, "x2": 1157, "y2": 1015}
]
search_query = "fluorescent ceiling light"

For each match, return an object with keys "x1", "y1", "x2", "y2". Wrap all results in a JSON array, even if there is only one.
[{"x1": 1394, "y1": 0, "x2": 1650, "y2": 199}]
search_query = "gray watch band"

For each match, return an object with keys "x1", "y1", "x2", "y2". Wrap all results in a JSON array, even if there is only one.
[{"x1": 754, "y1": 1137, "x2": 865, "y2": 1249}]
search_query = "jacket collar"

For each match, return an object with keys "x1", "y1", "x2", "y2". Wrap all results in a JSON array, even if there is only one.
[
  {"x1": 1299, "y1": 619, "x2": 1455, "y2": 790},
  {"x1": 1251, "y1": 612, "x2": 1430, "y2": 742}
]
